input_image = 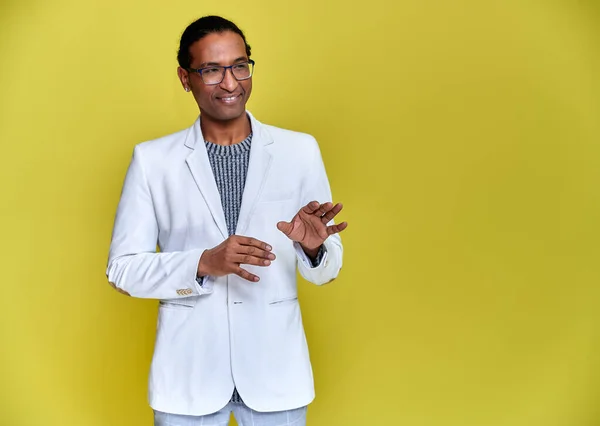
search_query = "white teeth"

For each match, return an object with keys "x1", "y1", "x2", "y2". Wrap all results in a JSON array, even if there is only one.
[{"x1": 221, "y1": 95, "x2": 238, "y2": 101}]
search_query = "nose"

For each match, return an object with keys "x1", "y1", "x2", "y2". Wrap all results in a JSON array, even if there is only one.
[{"x1": 220, "y1": 67, "x2": 239, "y2": 92}]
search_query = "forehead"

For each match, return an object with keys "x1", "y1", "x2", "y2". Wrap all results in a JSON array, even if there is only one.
[{"x1": 189, "y1": 31, "x2": 247, "y2": 66}]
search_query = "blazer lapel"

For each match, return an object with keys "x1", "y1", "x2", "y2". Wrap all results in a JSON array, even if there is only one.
[
  {"x1": 184, "y1": 118, "x2": 229, "y2": 239},
  {"x1": 235, "y1": 113, "x2": 273, "y2": 236}
]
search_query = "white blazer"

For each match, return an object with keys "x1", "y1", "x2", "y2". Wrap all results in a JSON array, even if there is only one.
[{"x1": 106, "y1": 111, "x2": 343, "y2": 416}]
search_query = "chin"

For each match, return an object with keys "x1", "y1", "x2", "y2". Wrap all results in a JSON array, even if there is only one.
[{"x1": 214, "y1": 108, "x2": 247, "y2": 122}]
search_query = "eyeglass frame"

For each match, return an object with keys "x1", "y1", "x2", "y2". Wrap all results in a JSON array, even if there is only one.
[{"x1": 187, "y1": 59, "x2": 255, "y2": 85}]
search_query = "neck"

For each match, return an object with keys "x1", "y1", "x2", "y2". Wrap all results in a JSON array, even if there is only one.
[{"x1": 200, "y1": 112, "x2": 251, "y2": 146}]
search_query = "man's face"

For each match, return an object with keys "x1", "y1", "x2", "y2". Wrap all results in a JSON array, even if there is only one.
[{"x1": 181, "y1": 31, "x2": 252, "y2": 122}]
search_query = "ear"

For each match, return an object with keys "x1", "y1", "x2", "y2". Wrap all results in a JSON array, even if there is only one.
[{"x1": 177, "y1": 66, "x2": 191, "y2": 92}]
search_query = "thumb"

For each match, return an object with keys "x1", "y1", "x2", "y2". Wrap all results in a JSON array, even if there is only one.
[{"x1": 277, "y1": 220, "x2": 293, "y2": 235}]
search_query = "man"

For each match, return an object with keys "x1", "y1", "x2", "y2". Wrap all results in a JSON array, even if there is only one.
[{"x1": 106, "y1": 15, "x2": 347, "y2": 426}]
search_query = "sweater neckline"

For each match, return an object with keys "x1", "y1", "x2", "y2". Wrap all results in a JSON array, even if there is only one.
[{"x1": 204, "y1": 133, "x2": 252, "y2": 156}]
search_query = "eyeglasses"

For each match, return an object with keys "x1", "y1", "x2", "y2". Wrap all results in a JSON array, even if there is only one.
[{"x1": 187, "y1": 60, "x2": 255, "y2": 85}]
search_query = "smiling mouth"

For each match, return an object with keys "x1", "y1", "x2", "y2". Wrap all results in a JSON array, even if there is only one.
[{"x1": 217, "y1": 94, "x2": 242, "y2": 103}]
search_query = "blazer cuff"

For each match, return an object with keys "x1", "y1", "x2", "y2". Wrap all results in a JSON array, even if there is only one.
[
  {"x1": 294, "y1": 242, "x2": 328, "y2": 269},
  {"x1": 194, "y1": 275, "x2": 214, "y2": 295}
]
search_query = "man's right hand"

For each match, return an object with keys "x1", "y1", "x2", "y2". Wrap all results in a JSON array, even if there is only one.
[{"x1": 197, "y1": 236, "x2": 276, "y2": 282}]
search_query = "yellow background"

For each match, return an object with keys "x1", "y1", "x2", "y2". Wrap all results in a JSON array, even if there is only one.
[{"x1": 1, "y1": 0, "x2": 599, "y2": 425}]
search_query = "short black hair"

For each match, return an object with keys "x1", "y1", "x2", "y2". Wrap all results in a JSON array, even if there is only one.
[{"x1": 177, "y1": 15, "x2": 252, "y2": 69}]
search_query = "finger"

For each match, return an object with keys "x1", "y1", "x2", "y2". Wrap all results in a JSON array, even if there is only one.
[
  {"x1": 315, "y1": 202, "x2": 333, "y2": 218},
  {"x1": 321, "y1": 202, "x2": 343, "y2": 224},
  {"x1": 235, "y1": 267, "x2": 260, "y2": 282},
  {"x1": 277, "y1": 220, "x2": 293, "y2": 235},
  {"x1": 233, "y1": 254, "x2": 274, "y2": 266},
  {"x1": 326, "y1": 221, "x2": 348, "y2": 235},
  {"x1": 237, "y1": 243, "x2": 276, "y2": 259},
  {"x1": 235, "y1": 235, "x2": 273, "y2": 251},
  {"x1": 301, "y1": 201, "x2": 321, "y2": 214}
]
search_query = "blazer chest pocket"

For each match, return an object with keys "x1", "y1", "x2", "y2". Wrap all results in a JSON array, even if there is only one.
[{"x1": 259, "y1": 189, "x2": 296, "y2": 203}]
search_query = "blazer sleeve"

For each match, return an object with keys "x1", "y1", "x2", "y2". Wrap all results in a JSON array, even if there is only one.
[
  {"x1": 106, "y1": 145, "x2": 214, "y2": 299},
  {"x1": 295, "y1": 136, "x2": 344, "y2": 285}
]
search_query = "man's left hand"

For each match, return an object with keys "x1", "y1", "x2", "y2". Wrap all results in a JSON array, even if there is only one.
[{"x1": 277, "y1": 201, "x2": 348, "y2": 258}]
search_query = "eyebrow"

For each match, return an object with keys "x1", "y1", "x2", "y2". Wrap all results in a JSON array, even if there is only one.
[{"x1": 196, "y1": 57, "x2": 248, "y2": 68}]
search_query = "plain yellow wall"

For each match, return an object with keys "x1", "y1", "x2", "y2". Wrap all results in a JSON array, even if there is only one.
[{"x1": 1, "y1": 0, "x2": 599, "y2": 425}]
